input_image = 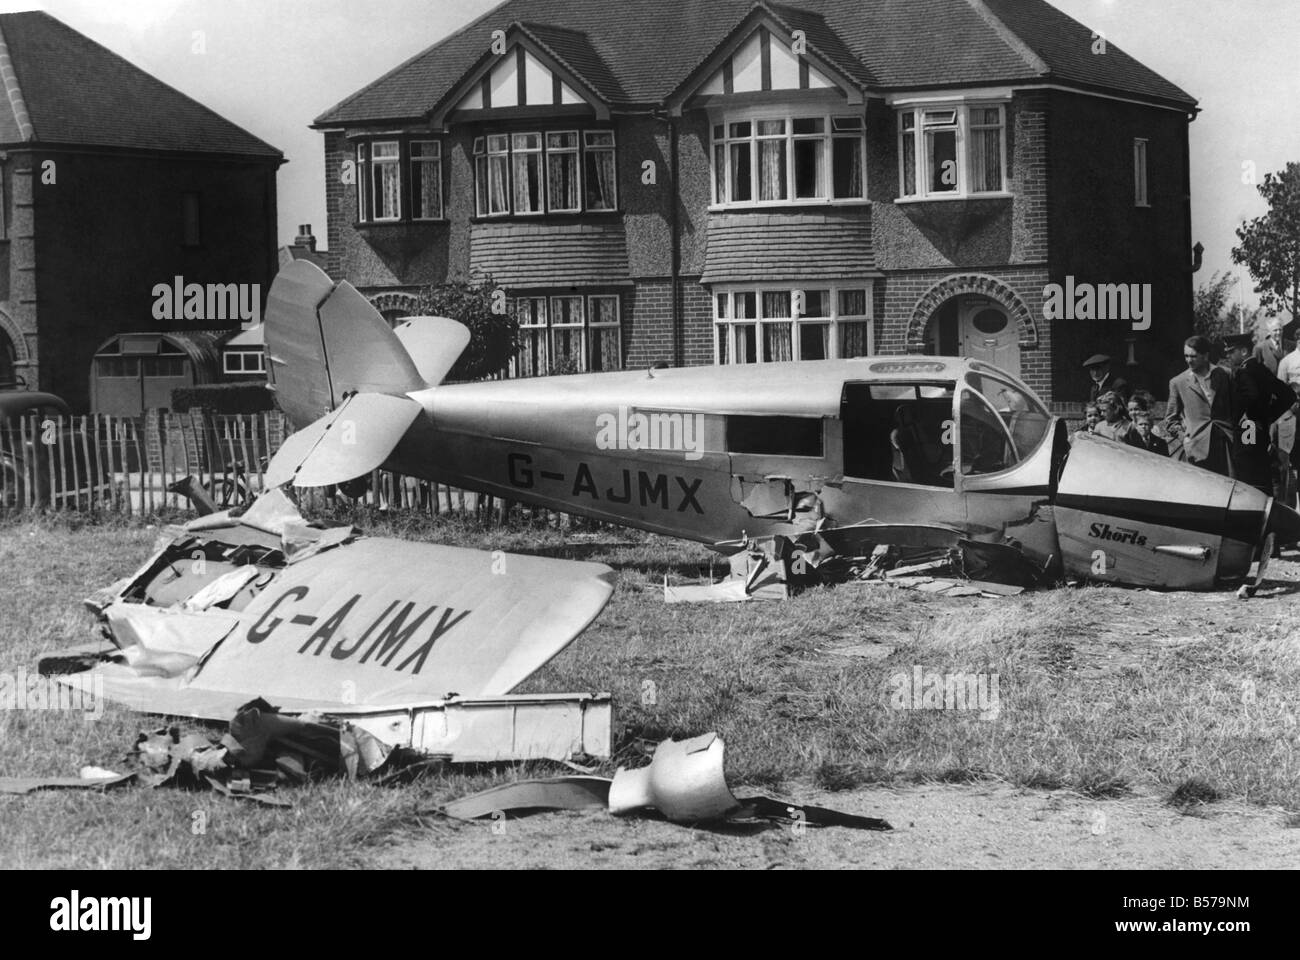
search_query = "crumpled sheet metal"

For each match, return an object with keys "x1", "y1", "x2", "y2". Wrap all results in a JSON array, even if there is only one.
[
  {"x1": 436, "y1": 733, "x2": 892, "y2": 832},
  {"x1": 440, "y1": 776, "x2": 612, "y2": 821}
]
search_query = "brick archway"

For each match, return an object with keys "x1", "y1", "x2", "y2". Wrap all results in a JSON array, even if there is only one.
[
  {"x1": 0, "y1": 307, "x2": 28, "y2": 363},
  {"x1": 368, "y1": 291, "x2": 420, "y2": 319},
  {"x1": 905, "y1": 274, "x2": 1038, "y2": 352}
]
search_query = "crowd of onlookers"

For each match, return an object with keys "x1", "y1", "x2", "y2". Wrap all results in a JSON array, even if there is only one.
[{"x1": 1075, "y1": 319, "x2": 1300, "y2": 510}]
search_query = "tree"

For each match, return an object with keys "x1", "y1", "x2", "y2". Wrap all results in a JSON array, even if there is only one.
[
  {"x1": 1193, "y1": 271, "x2": 1238, "y2": 341},
  {"x1": 414, "y1": 277, "x2": 518, "y2": 382},
  {"x1": 1232, "y1": 162, "x2": 1300, "y2": 328}
]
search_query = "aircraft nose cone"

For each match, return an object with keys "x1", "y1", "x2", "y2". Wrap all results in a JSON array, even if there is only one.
[{"x1": 1266, "y1": 500, "x2": 1300, "y2": 546}]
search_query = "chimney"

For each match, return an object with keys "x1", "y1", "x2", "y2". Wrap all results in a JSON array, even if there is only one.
[{"x1": 294, "y1": 224, "x2": 317, "y2": 252}]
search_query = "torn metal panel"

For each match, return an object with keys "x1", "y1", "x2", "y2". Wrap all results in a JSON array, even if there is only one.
[
  {"x1": 439, "y1": 777, "x2": 611, "y2": 821},
  {"x1": 0, "y1": 772, "x2": 136, "y2": 794}
]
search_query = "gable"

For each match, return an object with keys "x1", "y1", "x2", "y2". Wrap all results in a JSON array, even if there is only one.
[
  {"x1": 695, "y1": 26, "x2": 839, "y2": 97},
  {"x1": 453, "y1": 46, "x2": 588, "y2": 112}
]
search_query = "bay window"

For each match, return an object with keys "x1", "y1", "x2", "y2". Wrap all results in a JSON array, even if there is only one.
[
  {"x1": 475, "y1": 130, "x2": 618, "y2": 216},
  {"x1": 356, "y1": 138, "x2": 444, "y2": 222},
  {"x1": 712, "y1": 112, "x2": 865, "y2": 207},
  {"x1": 898, "y1": 103, "x2": 1007, "y2": 200},
  {"x1": 714, "y1": 284, "x2": 873, "y2": 364}
]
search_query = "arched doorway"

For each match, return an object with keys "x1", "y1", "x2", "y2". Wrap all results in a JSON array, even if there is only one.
[
  {"x1": 909, "y1": 274, "x2": 1037, "y2": 380},
  {"x1": 0, "y1": 327, "x2": 16, "y2": 389}
]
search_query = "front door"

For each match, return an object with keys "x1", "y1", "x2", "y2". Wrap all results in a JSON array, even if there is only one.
[{"x1": 958, "y1": 299, "x2": 1019, "y2": 378}]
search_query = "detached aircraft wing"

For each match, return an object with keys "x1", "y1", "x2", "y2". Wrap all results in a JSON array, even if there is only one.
[{"x1": 65, "y1": 497, "x2": 615, "y2": 729}]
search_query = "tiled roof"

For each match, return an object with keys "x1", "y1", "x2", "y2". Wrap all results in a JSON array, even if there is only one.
[
  {"x1": 316, "y1": 0, "x2": 1195, "y2": 126},
  {"x1": 0, "y1": 11, "x2": 282, "y2": 158},
  {"x1": 469, "y1": 220, "x2": 631, "y2": 286},
  {"x1": 701, "y1": 210, "x2": 878, "y2": 284}
]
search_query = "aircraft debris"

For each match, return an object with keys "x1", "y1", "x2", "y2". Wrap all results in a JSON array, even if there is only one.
[
  {"x1": 42, "y1": 489, "x2": 617, "y2": 763},
  {"x1": 432, "y1": 733, "x2": 891, "y2": 832}
]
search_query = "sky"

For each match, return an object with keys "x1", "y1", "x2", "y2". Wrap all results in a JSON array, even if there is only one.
[{"x1": 0, "y1": 0, "x2": 1294, "y2": 309}]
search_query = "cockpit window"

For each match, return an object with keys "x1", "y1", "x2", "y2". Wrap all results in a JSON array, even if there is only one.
[
  {"x1": 960, "y1": 388, "x2": 1016, "y2": 475},
  {"x1": 964, "y1": 373, "x2": 1052, "y2": 462}
]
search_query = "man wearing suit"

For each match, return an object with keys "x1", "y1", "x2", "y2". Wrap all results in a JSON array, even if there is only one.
[
  {"x1": 1225, "y1": 332, "x2": 1298, "y2": 494},
  {"x1": 1165, "y1": 335, "x2": 1233, "y2": 475},
  {"x1": 1084, "y1": 354, "x2": 1131, "y2": 405}
]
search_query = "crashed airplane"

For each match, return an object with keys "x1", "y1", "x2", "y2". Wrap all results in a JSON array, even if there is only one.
[{"x1": 262, "y1": 261, "x2": 1300, "y2": 593}]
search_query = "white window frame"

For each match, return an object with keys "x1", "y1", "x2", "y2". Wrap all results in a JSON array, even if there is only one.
[
  {"x1": 712, "y1": 283, "x2": 874, "y2": 364},
  {"x1": 223, "y1": 350, "x2": 266, "y2": 375},
  {"x1": 410, "y1": 140, "x2": 443, "y2": 220},
  {"x1": 546, "y1": 131, "x2": 581, "y2": 214},
  {"x1": 474, "y1": 130, "x2": 619, "y2": 216},
  {"x1": 1134, "y1": 138, "x2": 1149, "y2": 207},
  {"x1": 710, "y1": 108, "x2": 867, "y2": 209},
  {"x1": 510, "y1": 294, "x2": 623, "y2": 376},
  {"x1": 367, "y1": 140, "x2": 402, "y2": 221},
  {"x1": 897, "y1": 103, "x2": 1009, "y2": 201}
]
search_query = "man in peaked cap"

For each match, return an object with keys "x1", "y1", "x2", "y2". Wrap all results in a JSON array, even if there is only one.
[
  {"x1": 1224, "y1": 332, "x2": 1297, "y2": 494},
  {"x1": 1084, "y1": 354, "x2": 1130, "y2": 405}
]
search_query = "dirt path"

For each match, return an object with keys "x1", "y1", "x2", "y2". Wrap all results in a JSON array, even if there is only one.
[{"x1": 377, "y1": 782, "x2": 1300, "y2": 869}]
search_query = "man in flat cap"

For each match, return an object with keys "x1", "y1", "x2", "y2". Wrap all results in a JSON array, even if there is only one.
[
  {"x1": 1166, "y1": 335, "x2": 1233, "y2": 475},
  {"x1": 1224, "y1": 332, "x2": 1297, "y2": 494},
  {"x1": 1084, "y1": 354, "x2": 1130, "y2": 405}
]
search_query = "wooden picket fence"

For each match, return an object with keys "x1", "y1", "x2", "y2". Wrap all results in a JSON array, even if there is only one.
[{"x1": 0, "y1": 409, "x2": 547, "y2": 525}]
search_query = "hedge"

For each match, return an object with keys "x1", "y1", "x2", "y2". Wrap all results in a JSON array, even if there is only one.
[{"x1": 171, "y1": 382, "x2": 276, "y2": 414}]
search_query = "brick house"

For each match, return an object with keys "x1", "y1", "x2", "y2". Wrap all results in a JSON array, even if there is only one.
[
  {"x1": 0, "y1": 11, "x2": 283, "y2": 410},
  {"x1": 313, "y1": 0, "x2": 1197, "y2": 408}
]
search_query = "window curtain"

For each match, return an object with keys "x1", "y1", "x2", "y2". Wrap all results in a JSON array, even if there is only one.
[
  {"x1": 759, "y1": 139, "x2": 786, "y2": 201},
  {"x1": 589, "y1": 327, "x2": 621, "y2": 371},
  {"x1": 764, "y1": 323, "x2": 793, "y2": 362},
  {"x1": 379, "y1": 163, "x2": 400, "y2": 218},
  {"x1": 970, "y1": 126, "x2": 1001, "y2": 192},
  {"x1": 418, "y1": 162, "x2": 441, "y2": 218},
  {"x1": 513, "y1": 153, "x2": 540, "y2": 212},
  {"x1": 833, "y1": 138, "x2": 863, "y2": 198},
  {"x1": 548, "y1": 152, "x2": 578, "y2": 210},
  {"x1": 841, "y1": 321, "x2": 870, "y2": 358},
  {"x1": 489, "y1": 156, "x2": 509, "y2": 213},
  {"x1": 799, "y1": 323, "x2": 829, "y2": 361},
  {"x1": 587, "y1": 151, "x2": 615, "y2": 209}
]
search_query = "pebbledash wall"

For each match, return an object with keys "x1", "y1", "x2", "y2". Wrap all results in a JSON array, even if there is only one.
[{"x1": 324, "y1": 85, "x2": 1191, "y2": 408}]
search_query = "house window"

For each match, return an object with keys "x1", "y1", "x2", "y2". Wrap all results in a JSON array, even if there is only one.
[
  {"x1": 711, "y1": 113, "x2": 865, "y2": 207},
  {"x1": 224, "y1": 350, "x2": 266, "y2": 375},
  {"x1": 547, "y1": 132, "x2": 580, "y2": 212},
  {"x1": 475, "y1": 130, "x2": 617, "y2": 216},
  {"x1": 182, "y1": 192, "x2": 201, "y2": 247},
  {"x1": 357, "y1": 140, "x2": 401, "y2": 221},
  {"x1": 411, "y1": 141, "x2": 443, "y2": 219},
  {"x1": 714, "y1": 284, "x2": 873, "y2": 364},
  {"x1": 1134, "y1": 138, "x2": 1149, "y2": 207},
  {"x1": 584, "y1": 131, "x2": 617, "y2": 210},
  {"x1": 511, "y1": 294, "x2": 622, "y2": 376},
  {"x1": 898, "y1": 104, "x2": 1007, "y2": 200}
]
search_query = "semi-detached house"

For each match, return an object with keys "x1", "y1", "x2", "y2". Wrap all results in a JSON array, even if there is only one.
[{"x1": 314, "y1": 0, "x2": 1198, "y2": 408}]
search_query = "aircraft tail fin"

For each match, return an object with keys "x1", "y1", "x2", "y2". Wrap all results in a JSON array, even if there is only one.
[
  {"x1": 263, "y1": 260, "x2": 470, "y2": 427},
  {"x1": 261, "y1": 261, "x2": 470, "y2": 488}
]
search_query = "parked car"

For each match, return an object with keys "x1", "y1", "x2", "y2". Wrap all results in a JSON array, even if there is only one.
[{"x1": 0, "y1": 390, "x2": 110, "y2": 507}]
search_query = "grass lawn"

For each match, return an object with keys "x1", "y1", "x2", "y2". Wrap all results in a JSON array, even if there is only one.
[{"x1": 2, "y1": 508, "x2": 1298, "y2": 867}]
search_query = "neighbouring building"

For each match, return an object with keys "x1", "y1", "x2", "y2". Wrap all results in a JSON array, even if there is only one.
[
  {"x1": 313, "y1": 0, "x2": 1198, "y2": 408},
  {"x1": 0, "y1": 11, "x2": 284, "y2": 410}
]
